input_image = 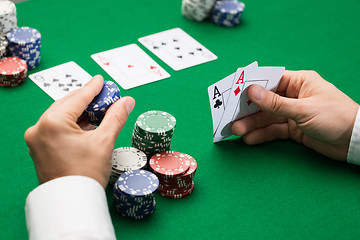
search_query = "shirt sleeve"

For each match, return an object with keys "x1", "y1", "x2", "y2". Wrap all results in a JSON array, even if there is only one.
[
  {"x1": 25, "y1": 176, "x2": 116, "y2": 240},
  {"x1": 347, "y1": 107, "x2": 360, "y2": 165}
]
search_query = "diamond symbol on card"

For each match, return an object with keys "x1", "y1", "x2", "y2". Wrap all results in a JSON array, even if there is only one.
[{"x1": 234, "y1": 86, "x2": 241, "y2": 96}]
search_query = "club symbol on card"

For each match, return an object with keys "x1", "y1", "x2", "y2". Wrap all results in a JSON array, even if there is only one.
[
  {"x1": 63, "y1": 88, "x2": 69, "y2": 92},
  {"x1": 196, "y1": 48, "x2": 203, "y2": 51},
  {"x1": 53, "y1": 78, "x2": 59, "y2": 82},
  {"x1": 71, "y1": 79, "x2": 78, "y2": 83},
  {"x1": 65, "y1": 74, "x2": 71, "y2": 78},
  {"x1": 189, "y1": 52, "x2": 194, "y2": 55},
  {"x1": 173, "y1": 39, "x2": 178, "y2": 42},
  {"x1": 177, "y1": 55, "x2": 183, "y2": 59},
  {"x1": 174, "y1": 47, "x2": 180, "y2": 50},
  {"x1": 161, "y1": 42, "x2": 167, "y2": 45},
  {"x1": 153, "y1": 46, "x2": 159, "y2": 49},
  {"x1": 58, "y1": 83, "x2": 64, "y2": 87},
  {"x1": 43, "y1": 83, "x2": 51, "y2": 87},
  {"x1": 67, "y1": 83, "x2": 73, "y2": 87},
  {"x1": 214, "y1": 99, "x2": 223, "y2": 109},
  {"x1": 76, "y1": 83, "x2": 82, "y2": 87}
]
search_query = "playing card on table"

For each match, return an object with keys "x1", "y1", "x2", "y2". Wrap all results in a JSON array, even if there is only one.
[
  {"x1": 138, "y1": 28, "x2": 217, "y2": 71},
  {"x1": 28, "y1": 61, "x2": 92, "y2": 101},
  {"x1": 92, "y1": 44, "x2": 170, "y2": 90},
  {"x1": 210, "y1": 62, "x2": 285, "y2": 143}
]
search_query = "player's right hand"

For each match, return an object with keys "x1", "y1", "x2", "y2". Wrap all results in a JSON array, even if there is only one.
[
  {"x1": 24, "y1": 75, "x2": 135, "y2": 188},
  {"x1": 232, "y1": 70, "x2": 359, "y2": 161}
]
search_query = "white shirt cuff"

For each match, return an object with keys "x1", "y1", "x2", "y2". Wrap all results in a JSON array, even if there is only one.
[
  {"x1": 347, "y1": 107, "x2": 360, "y2": 165},
  {"x1": 25, "y1": 176, "x2": 116, "y2": 240}
]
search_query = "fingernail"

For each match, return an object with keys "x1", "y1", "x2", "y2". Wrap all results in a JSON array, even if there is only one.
[
  {"x1": 252, "y1": 85, "x2": 265, "y2": 101},
  {"x1": 126, "y1": 99, "x2": 135, "y2": 114}
]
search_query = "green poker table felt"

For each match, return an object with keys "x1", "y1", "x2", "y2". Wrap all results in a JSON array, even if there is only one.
[{"x1": 1, "y1": 0, "x2": 360, "y2": 239}]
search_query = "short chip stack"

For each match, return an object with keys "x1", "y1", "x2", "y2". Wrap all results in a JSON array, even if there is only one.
[
  {"x1": 150, "y1": 151, "x2": 197, "y2": 199},
  {"x1": 132, "y1": 110, "x2": 176, "y2": 159},
  {"x1": 84, "y1": 81, "x2": 121, "y2": 126},
  {"x1": 181, "y1": 0, "x2": 217, "y2": 21},
  {"x1": 109, "y1": 147, "x2": 148, "y2": 185},
  {"x1": 211, "y1": 0, "x2": 245, "y2": 27},
  {"x1": 113, "y1": 170, "x2": 159, "y2": 219},
  {"x1": 0, "y1": 56, "x2": 27, "y2": 88},
  {"x1": 0, "y1": 0, "x2": 17, "y2": 35},
  {"x1": 6, "y1": 27, "x2": 42, "y2": 70}
]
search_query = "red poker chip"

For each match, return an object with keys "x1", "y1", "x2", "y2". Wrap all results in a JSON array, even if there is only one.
[
  {"x1": 158, "y1": 181, "x2": 194, "y2": 199},
  {"x1": 149, "y1": 151, "x2": 190, "y2": 176},
  {"x1": 0, "y1": 57, "x2": 27, "y2": 76}
]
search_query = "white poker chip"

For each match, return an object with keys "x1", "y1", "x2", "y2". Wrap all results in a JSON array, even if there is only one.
[{"x1": 112, "y1": 147, "x2": 147, "y2": 172}]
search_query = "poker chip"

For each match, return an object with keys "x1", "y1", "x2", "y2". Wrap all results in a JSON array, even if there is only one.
[
  {"x1": 211, "y1": 0, "x2": 245, "y2": 27},
  {"x1": 6, "y1": 27, "x2": 41, "y2": 70},
  {"x1": 0, "y1": 1, "x2": 17, "y2": 35},
  {"x1": 150, "y1": 151, "x2": 197, "y2": 199},
  {"x1": 84, "y1": 81, "x2": 121, "y2": 126},
  {"x1": 0, "y1": 36, "x2": 8, "y2": 58},
  {"x1": 109, "y1": 147, "x2": 148, "y2": 185},
  {"x1": 181, "y1": 0, "x2": 217, "y2": 21},
  {"x1": 0, "y1": 57, "x2": 27, "y2": 88},
  {"x1": 113, "y1": 170, "x2": 159, "y2": 219},
  {"x1": 132, "y1": 110, "x2": 176, "y2": 158}
]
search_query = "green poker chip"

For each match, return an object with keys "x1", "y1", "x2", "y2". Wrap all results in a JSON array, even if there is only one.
[{"x1": 135, "y1": 110, "x2": 176, "y2": 136}]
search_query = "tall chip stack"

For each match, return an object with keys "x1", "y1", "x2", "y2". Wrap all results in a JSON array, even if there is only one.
[
  {"x1": 6, "y1": 27, "x2": 42, "y2": 70},
  {"x1": 182, "y1": 0, "x2": 217, "y2": 21},
  {"x1": 113, "y1": 170, "x2": 159, "y2": 219},
  {"x1": 0, "y1": 0, "x2": 17, "y2": 35},
  {"x1": 109, "y1": 147, "x2": 148, "y2": 185},
  {"x1": 132, "y1": 110, "x2": 176, "y2": 159},
  {"x1": 150, "y1": 151, "x2": 197, "y2": 199}
]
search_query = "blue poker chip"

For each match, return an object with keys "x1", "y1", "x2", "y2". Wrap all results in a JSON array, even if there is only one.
[
  {"x1": 6, "y1": 27, "x2": 41, "y2": 46},
  {"x1": 116, "y1": 170, "x2": 159, "y2": 197},
  {"x1": 211, "y1": 0, "x2": 245, "y2": 27},
  {"x1": 84, "y1": 81, "x2": 121, "y2": 125}
]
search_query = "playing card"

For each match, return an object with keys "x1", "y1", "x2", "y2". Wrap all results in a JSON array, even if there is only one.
[
  {"x1": 213, "y1": 63, "x2": 285, "y2": 142},
  {"x1": 28, "y1": 61, "x2": 92, "y2": 101},
  {"x1": 91, "y1": 44, "x2": 170, "y2": 89},
  {"x1": 138, "y1": 28, "x2": 217, "y2": 71}
]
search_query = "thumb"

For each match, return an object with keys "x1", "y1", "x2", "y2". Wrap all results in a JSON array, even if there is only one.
[
  {"x1": 248, "y1": 85, "x2": 300, "y2": 120},
  {"x1": 96, "y1": 96, "x2": 135, "y2": 142}
]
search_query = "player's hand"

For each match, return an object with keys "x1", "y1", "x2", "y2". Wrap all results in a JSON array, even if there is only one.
[
  {"x1": 24, "y1": 75, "x2": 135, "y2": 188},
  {"x1": 232, "y1": 70, "x2": 359, "y2": 161}
]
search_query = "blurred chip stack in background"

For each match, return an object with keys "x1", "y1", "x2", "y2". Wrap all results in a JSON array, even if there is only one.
[
  {"x1": 0, "y1": 0, "x2": 42, "y2": 88},
  {"x1": 181, "y1": 0, "x2": 245, "y2": 27}
]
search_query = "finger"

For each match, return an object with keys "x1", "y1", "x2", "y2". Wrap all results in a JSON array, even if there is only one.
[
  {"x1": 96, "y1": 96, "x2": 135, "y2": 142},
  {"x1": 60, "y1": 75, "x2": 104, "y2": 120},
  {"x1": 232, "y1": 111, "x2": 287, "y2": 136},
  {"x1": 247, "y1": 84, "x2": 302, "y2": 121},
  {"x1": 242, "y1": 123, "x2": 290, "y2": 145}
]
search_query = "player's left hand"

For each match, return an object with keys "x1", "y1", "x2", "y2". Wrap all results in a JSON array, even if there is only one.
[{"x1": 24, "y1": 75, "x2": 135, "y2": 188}]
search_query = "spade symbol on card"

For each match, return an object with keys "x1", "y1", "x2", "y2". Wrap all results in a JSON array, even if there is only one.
[
  {"x1": 44, "y1": 83, "x2": 51, "y2": 87},
  {"x1": 65, "y1": 74, "x2": 71, "y2": 78},
  {"x1": 214, "y1": 99, "x2": 223, "y2": 109},
  {"x1": 63, "y1": 88, "x2": 69, "y2": 92},
  {"x1": 53, "y1": 78, "x2": 59, "y2": 82},
  {"x1": 71, "y1": 79, "x2": 78, "y2": 83}
]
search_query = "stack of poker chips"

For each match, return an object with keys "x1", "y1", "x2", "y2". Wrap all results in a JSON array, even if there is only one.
[
  {"x1": 150, "y1": 151, "x2": 197, "y2": 199},
  {"x1": 181, "y1": 0, "x2": 217, "y2": 21},
  {"x1": 0, "y1": 36, "x2": 8, "y2": 58},
  {"x1": 211, "y1": 0, "x2": 245, "y2": 27},
  {"x1": 6, "y1": 27, "x2": 41, "y2": 70},
  {"x1": 84, "y1": 81, "x2": 121, "y2": 126},
  {"x1": 0, "y1": 0, "x2": 17, "y2": 35},
  {"x1": 109, "y1": 147, "x2": 148, "y2": 185},
  {"x1": 0, "y1": 56, "x2": 27, "y2": 88},
  {"x1": 113, "y1": 170, "x2": 159, "y2": 219},
  {"x1": 132, "y1": 110, "x2": 176, "y2": 159}
]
